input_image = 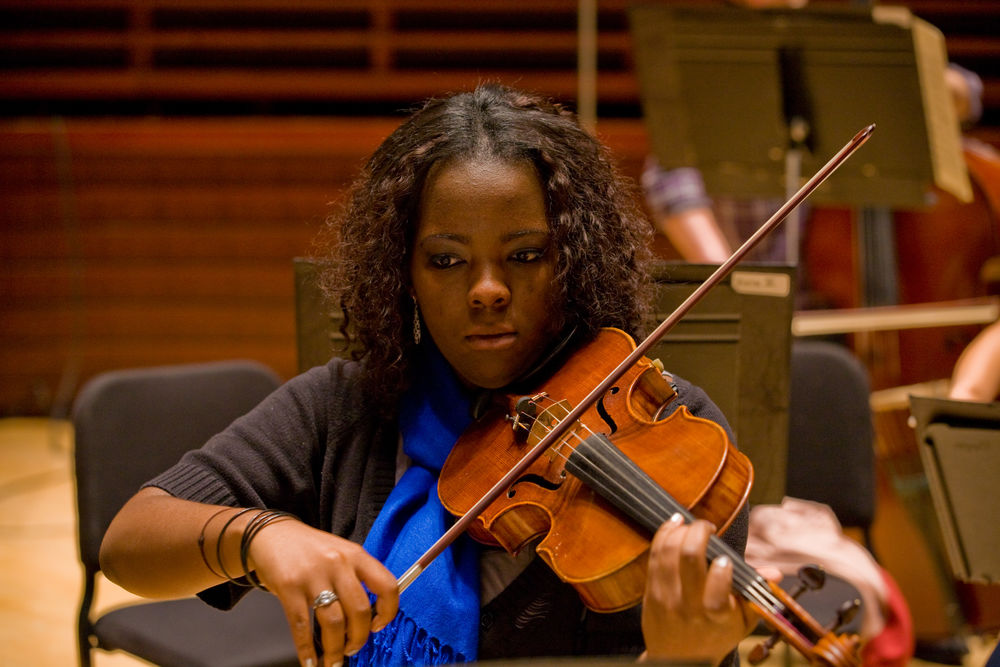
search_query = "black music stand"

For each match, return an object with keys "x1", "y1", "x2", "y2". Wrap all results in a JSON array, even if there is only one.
[
  {"x1": 909, "y1": 395, "x2": 1000, "y2": 584},
  {"x1": 629, "y1": 3, "x2": 970, "y2": 216}
]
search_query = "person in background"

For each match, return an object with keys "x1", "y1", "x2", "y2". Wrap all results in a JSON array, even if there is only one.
[
  {"x1": 949, "y1": 318, "x2": 1000, "y2": 402},
  {"x1": 642, "y1": 0, "x2": 984, "y2": 267}
]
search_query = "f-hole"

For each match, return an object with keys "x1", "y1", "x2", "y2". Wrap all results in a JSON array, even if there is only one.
[
  {"x1": 596, "y1": 386, "x2": 620, "y2": 434},
  {"x1": 508, "y1": 471, "x2": 567, "y2": 497}
]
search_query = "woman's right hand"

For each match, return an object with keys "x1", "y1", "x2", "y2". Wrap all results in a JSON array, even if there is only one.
[
  {"x1": 100, "y1": 489, "x2": 398, "y2": 667},
  {"x1": 247, "y1": 517, "x2": 399, "y2": 667}
]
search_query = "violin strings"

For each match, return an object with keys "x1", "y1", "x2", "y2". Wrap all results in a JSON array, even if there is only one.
[
  {"x1": 568, "y1": 429, "x2": 783, "y2": 617},
  {"x1": 518, "y1": 399, "x2": 679, "y2": 532},
  {"x1": 518, "y1": 401, "x2": 787, "y2": 619}
]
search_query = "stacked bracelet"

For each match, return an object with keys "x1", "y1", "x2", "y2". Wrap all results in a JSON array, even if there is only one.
[
  {"x1": 197, "y1": 507, "x2": 235, "y2": 579},
  {"x1": 198, "y1": 507, "x2": 298, "y2": 588},
  {"x1": 214, "y1": 507, "x2": 263, "y2": 584},
  {"x1": 239, "y1": 509, "x2": 297, "y2": 590}
]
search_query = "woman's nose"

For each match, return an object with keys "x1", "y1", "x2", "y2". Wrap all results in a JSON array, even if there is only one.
[{"x1": 468, "y1": 266, "x2": 510, "y2": 309}]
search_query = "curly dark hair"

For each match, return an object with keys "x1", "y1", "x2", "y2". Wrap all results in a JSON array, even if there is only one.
[{"x1": 318, "y1": 83, "x2": 654, "y2": 407}]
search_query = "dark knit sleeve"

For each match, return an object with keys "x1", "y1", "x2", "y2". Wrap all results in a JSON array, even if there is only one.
[
  {"x1": 142, "y1": 357, "x2": 398, "y2": 610},
  {"x1": 142, "y1": 362, "x2": 335, "y2": 609},
  {"x1": 144, "y1": 362, "x2": 332, "y2": 521},
  {"x1": 664, "y1": 373, "x2": 737, "y2": 443}
]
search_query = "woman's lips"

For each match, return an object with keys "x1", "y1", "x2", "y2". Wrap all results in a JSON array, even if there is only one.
[{"x1": 465, "y1": 332, "x2": 517, "y2": 350}]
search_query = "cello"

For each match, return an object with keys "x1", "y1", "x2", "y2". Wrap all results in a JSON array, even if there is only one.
[
  {"x1": 804, "y1": 139, "x2": 1000, "y2": 640},
  {"x1": 803, "y1": 139, "x2": 1000, "y2": 390}
]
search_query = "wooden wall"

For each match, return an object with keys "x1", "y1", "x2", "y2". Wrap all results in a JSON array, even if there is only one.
[
  {"x1": 1, "y1": 118, "x2": 372, "y2": 415},
  {"x1": 0, "y1": 117, "x2": 648, "y2": 416},
  {"x1": 2, "y1": 0, "x2": 999, "y2": 416}
]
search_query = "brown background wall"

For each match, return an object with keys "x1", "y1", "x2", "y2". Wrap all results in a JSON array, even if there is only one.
[
  {"x1": 2, "y1": 0, "x2": 999, "y2": 417},
  {"x1": 0, "y1": 116, "x2": 646, "y2": 416}
]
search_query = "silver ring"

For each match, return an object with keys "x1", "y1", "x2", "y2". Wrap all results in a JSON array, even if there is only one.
[{"x1": 312, "y1": 589, "x2": 337, "y2": 609}]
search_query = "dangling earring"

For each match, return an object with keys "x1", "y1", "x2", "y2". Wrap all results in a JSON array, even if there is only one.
[{"x1": 412, "y1": 297, "x2": 422, "y2": 345}]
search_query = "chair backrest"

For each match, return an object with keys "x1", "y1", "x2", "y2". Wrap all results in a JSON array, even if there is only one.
[
  {"x1": 786, "y1": 340, "x2": 876, "y2": 531},
  {"x1": 72, "y1": 360, "x2": 281, "y2": 573}
]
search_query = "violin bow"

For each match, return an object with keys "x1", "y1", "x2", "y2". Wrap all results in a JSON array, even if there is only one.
[{"x1": 397, "y1": 123, "x2": 875, "y2": 595}]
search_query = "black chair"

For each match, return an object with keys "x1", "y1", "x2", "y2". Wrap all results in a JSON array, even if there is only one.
[
  {"x1": 786, "y1": 339, "x2": 876, "y2": 549},
  {"x1": 72, "y1": 360, "x2": 299, "y2": 667},
  {"x1": 773, "y1": 340, "x2": 878, "y2": 637}
]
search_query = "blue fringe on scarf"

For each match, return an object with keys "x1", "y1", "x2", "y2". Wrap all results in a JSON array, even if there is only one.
[
  {"x1": 351, "y1": 609, "x2": 464, "y2": 666},
  {"x1": 351, "y1": 343, "x2": 480, "y2": 666}
]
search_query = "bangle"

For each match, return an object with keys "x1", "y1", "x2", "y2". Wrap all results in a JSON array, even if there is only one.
[
  {"x1": 214, "y1": 507, "x2": 263, "y2": 585},
  {"x1": 239, "y1": 509, "x2": 298, "y2": 590},
  {"x1": 197, "y1": 507, "x2": 234, "y2": 579}
]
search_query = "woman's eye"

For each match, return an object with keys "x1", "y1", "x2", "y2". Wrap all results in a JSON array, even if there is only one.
[
  {"x1": 429, "y1": 254, "x2": 462, "y2": 269},
  {"x1": 511, "y1": 248, "x2": 544, "y2": 263}
]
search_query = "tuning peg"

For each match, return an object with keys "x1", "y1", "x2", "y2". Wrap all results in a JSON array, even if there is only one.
[
  {"x1": 831, "y1": 598, "x2": 861, "y2": 633},
  {"x1": 748, "y1": 633, "x2": 780, "y2": 665},
  {"x1": 788, "y1": 564, "x2": 826, "y2": 598}
]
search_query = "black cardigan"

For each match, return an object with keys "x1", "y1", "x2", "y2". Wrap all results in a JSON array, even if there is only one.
[{"x1": 147, "y1": 356, "x2": 747, "y2": 663}]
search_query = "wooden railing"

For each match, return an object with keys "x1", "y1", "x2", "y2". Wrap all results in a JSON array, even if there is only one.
[{"x1": 0, "y1": 0, "x2": 636, "y2": 110}]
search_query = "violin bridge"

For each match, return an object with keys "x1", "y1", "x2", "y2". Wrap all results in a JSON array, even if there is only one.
[
  {"x1": 511, "y1": 393, "x2": 547, "y2": 440},
  {"x1": 527, "y1": 400, "x2": 574, "y2": 462}
]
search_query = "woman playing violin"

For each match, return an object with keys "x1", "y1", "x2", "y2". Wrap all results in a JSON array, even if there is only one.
[{"x1": 100, "y1": 84, "x2": 757, "y2": 667}]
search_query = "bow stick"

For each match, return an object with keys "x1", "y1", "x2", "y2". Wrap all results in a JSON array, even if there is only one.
[{"x1": 394, "y1": 123, "x2": 876, "y2": 594}]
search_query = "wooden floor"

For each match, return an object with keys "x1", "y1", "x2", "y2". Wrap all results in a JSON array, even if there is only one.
[
  {"x1": 0, "y1": 418, "x2": 148, "y2": 667},
  {"x1": 1, "y1": 417, "x2": 996, "y2": 667}
]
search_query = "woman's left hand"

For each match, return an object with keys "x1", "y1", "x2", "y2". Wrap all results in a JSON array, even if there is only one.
[{"x1": 639, "y1": 514, "x2": 756, "y2": 665}]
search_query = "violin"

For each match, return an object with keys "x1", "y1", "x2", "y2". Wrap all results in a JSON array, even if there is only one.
[
  {"x1": 440, "y1": 327, "x2": 752, "y2": 613},
  {"x1": 388, "y1": 125, "x2": 874, "y2": 666},
  {"x1": 439, "y1": 327, "x2": 859, "y2": 667}
]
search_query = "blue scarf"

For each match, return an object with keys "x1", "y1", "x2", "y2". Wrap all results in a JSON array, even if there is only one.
[{"x1": 351, "y1": 345, "x2": 480, "y2": 666}]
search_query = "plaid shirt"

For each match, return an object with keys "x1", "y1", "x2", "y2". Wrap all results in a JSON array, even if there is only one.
[{"x1": 642, "y1": 157, "x2": 802, "y2": 264}]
